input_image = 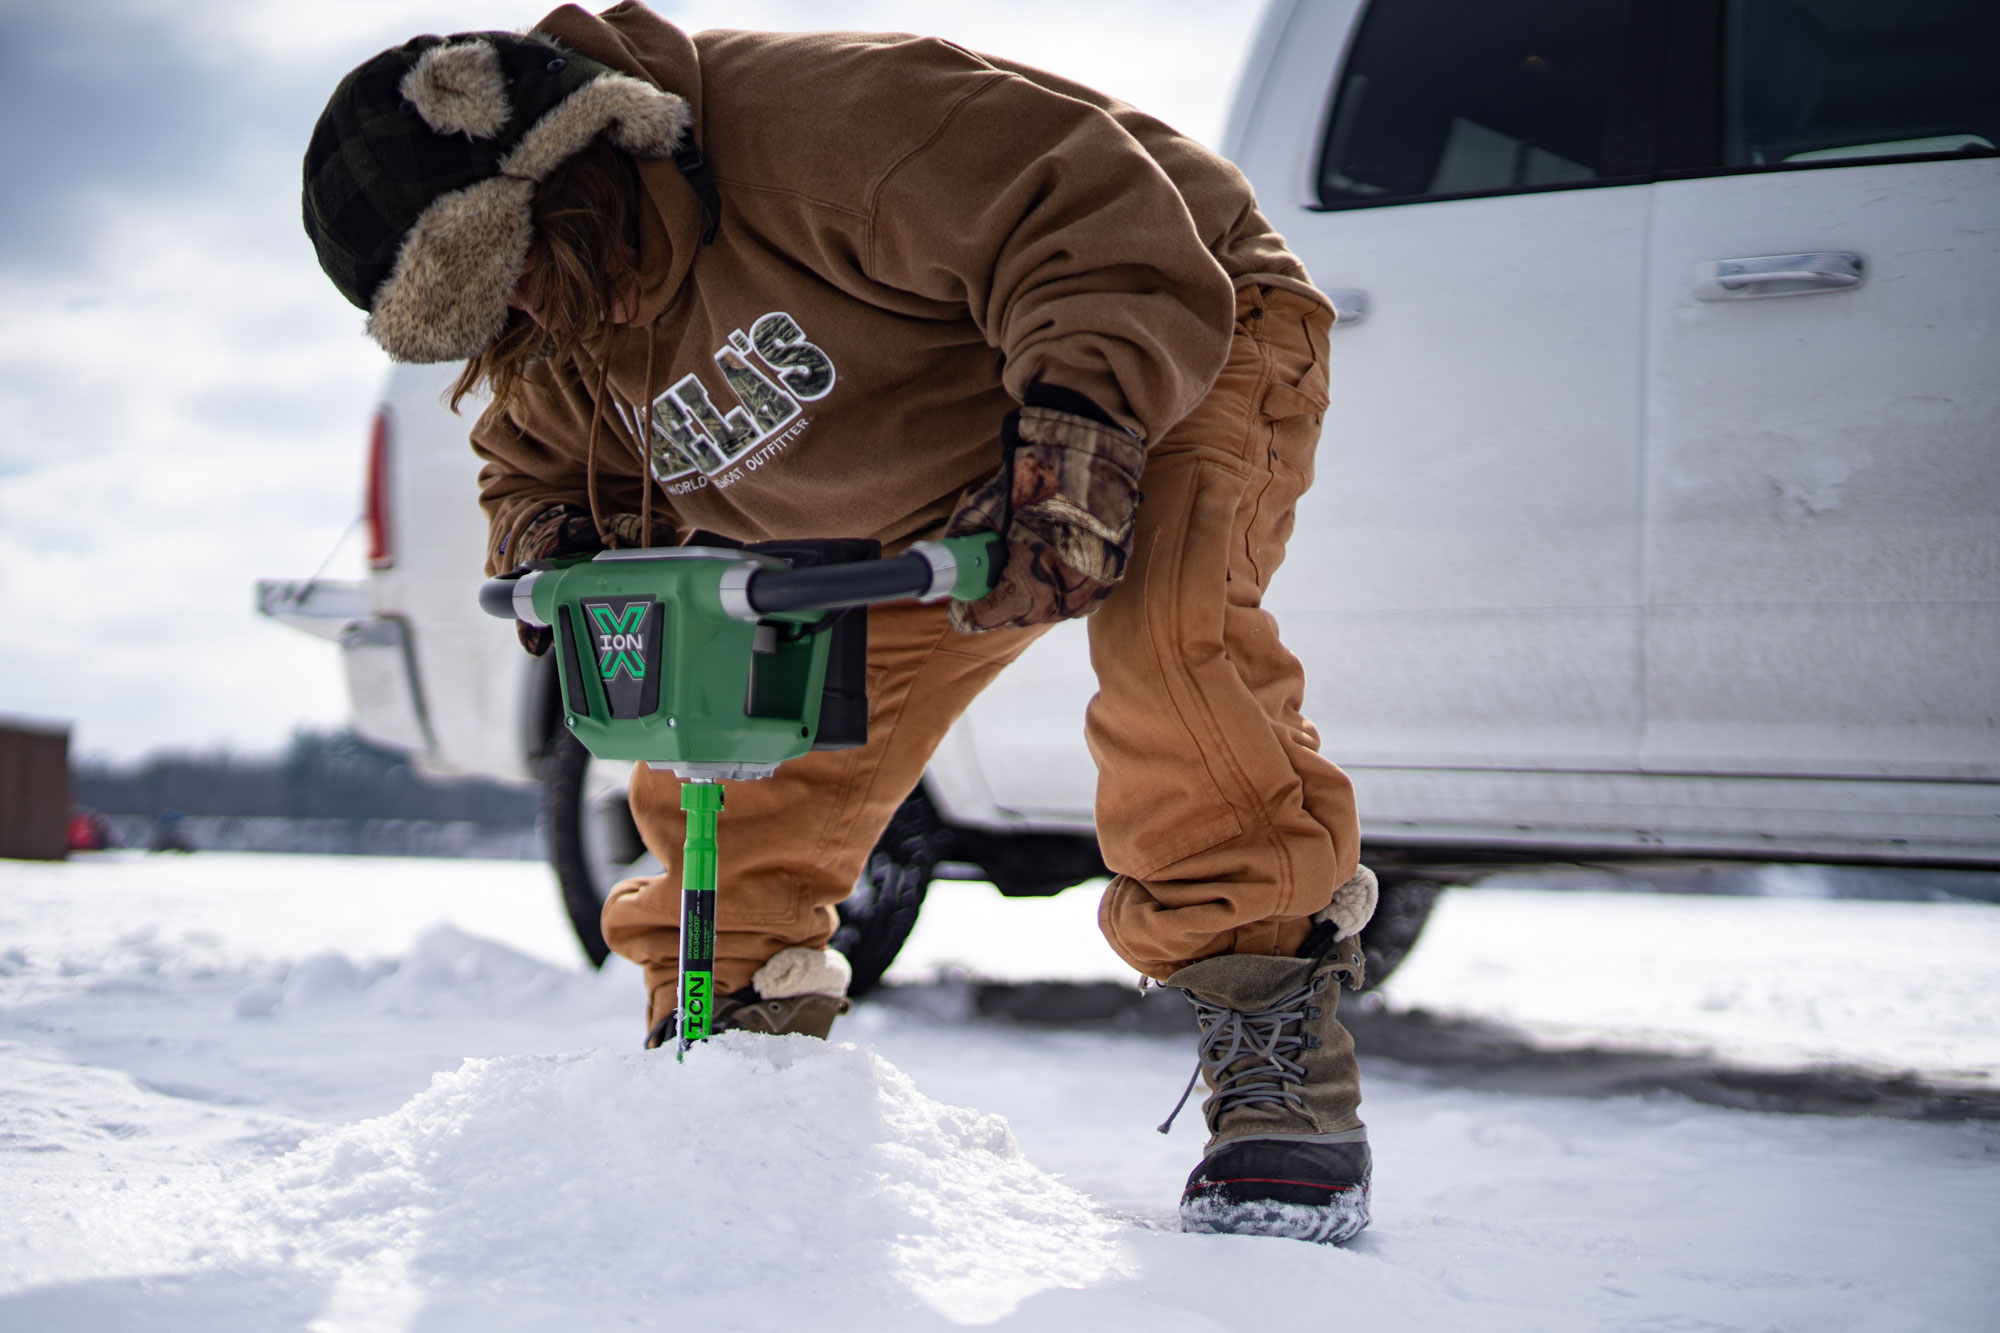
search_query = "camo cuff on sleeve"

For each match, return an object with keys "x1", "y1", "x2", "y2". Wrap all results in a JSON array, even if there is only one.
[
  {"x1": 946, "y1": 406, "x2": 1146, "y2": 633},
  {"x1": 510, "y1": 506, "x2": 675, "y2": 568}
]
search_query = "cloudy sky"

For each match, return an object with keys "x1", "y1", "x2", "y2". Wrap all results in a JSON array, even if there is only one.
[{"x1": 0, "y1": 0, "x2": 1266, "y2": 762}]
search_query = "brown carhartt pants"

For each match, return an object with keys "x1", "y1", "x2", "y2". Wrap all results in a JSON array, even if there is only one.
[{"x1": 603, "y1": 287, "x2": 1359, "y2": 1027}]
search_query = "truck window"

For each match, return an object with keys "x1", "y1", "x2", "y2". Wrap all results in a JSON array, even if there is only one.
[
  {"x1": 1723, "y1": 0, "x2": 1999, "y2": 166},
  {"x1": 1317, "y1": 0, "x2": 1659, "y2": 208}
]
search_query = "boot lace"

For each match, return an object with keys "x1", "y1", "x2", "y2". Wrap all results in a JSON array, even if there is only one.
[{"x1": 1156, "y1": 972, "x2": 1328, "y2": 1134}]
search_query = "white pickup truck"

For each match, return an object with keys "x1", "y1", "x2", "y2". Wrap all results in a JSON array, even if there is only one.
[{"x1": 262, "y1": 0, "x2": 2000, "y2": 991}]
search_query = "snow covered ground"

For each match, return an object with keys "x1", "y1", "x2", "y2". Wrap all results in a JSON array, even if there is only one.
[
  {"x1": 895, "y1": 864, "x2": 2000, "y2": 1094},
  {"x1": 3, "y1": 852, "x2": 1996, "y2": 1330}
]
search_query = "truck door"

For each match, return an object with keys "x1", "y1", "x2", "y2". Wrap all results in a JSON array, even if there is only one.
[
  {"x1": 1640, "y1": 0, "x2": 2000, "y2": 797},
  {"x1": 1233, "y1": 0, "x2": 1668, "y2": 821}
]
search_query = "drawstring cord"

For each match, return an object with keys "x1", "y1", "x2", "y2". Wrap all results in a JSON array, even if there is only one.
[
  {"x1": 580, "y1": 324, "x2": 663, "y2": 552},
  {"x1": 584, "y1": 354, "x2": 611, "y2": 548},
  {"x1": 572, "y1": 132, "x2": 711, "y2": 551},
  {"x1": 576, "y1": 125, "x2": 708, "y2": 550},
  {"x1": 638, "y1": 328, "x2": 658, "y2": 547}
]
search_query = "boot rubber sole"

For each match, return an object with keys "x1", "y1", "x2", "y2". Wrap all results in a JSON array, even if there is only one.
[
  {"x1": 1180, "y1": 1179, "x2": 1371, "y2": 1244},
  {"x1": 1179, "y1": 1136, "x2": 1372, "y2": 1245}
]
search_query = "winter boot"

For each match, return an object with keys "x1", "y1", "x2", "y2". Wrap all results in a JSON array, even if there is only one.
[
  {"x1": 1159, "y1": 870, "x2": 1378, "y2": 1244},
  {"x1": 645, "y1": 946, "x2": 853, "y2": 1048}
]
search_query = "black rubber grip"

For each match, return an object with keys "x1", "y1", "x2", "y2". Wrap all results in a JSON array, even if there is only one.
[
  {"x1": 479, "y1": 577, "x2": 521, "y2": 620},
  {"x1": 747, "y1": 553, "x2": 933, "y2": 614}
]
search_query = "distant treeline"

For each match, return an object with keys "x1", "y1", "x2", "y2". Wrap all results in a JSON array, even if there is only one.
[{"x1": 75, "y1": 729, "x2": 538, "y2": 828}]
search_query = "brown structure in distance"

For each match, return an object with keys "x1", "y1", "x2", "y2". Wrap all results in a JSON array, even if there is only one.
[{"x1": 0, "y1": 718, "x2": 71, "y2": 861}]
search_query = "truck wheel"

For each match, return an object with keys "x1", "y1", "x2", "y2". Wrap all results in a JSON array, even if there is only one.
[
  {"x1": 1352, "y1": 874, "x2": 1443, "y2": 993},
  {"x1": 834, "y1": 786, "x2": 950, "y2": 999},
  {"x1": 543, "y1": 731, "x2": 938, "y2": 996},
  {"x1": 543, "y1": 731, "x2": 648, "y2": 969}
]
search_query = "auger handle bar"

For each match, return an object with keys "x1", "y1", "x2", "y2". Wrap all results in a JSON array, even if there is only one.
[{"x1": 478, "y1": 532, "x2": 1000, "y2": 624}]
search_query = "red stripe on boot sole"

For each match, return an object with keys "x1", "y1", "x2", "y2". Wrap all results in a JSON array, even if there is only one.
[{"x1": 1189, "y1": 1177, "x2": 1359, "y2": 1194}]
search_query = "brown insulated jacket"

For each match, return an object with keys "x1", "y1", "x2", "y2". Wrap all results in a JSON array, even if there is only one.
[{"x1": 474, "y1": 1, "x2": 1325, "y2": 573}]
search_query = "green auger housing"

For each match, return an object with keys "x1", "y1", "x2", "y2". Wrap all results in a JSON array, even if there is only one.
[{"x1": 480, "y1": 533, "x2": 1000, "y2": 778}]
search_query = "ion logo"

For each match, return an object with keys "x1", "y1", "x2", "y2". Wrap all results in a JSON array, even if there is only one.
[
  {"x1": 573, "y1": 595, "x2": 659, "y2": 721},
  {"x1": 588, "y1": 603, "x2": 648, "y2": 681},
  {"x1": 683, "y1": 973, "x2": 710, "y2": 1027}
]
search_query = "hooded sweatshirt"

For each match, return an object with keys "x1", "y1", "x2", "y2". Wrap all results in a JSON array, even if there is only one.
[{"x1": 472, "y1": 1, "x2": 1325, "y2": 573}]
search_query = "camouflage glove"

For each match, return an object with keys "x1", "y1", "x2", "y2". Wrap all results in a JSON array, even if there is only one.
[
  {"x1": 505, "y1": 505, "x2": 610, "y2": 657},
  {"x1": 506, "y1": 508, "x2": 675, "y2": 654},
  {"x1": 945, "y1": 405, "x2": 1147, "y2": 634}
]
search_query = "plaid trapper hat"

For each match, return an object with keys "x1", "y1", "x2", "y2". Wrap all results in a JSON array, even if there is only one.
[{"x1": 302, "y1": 31, "x2": 690, "y2": 362}]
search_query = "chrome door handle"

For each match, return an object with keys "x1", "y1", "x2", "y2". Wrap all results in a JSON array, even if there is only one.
[
  {"x1": 1324, "y1": 288, "x2": 1368, "y2": 327},
  {"x1": 1719, "y1": 267, "x2": 1860, "y2": 289},
  {"x1": 1695, "y1": 252, "x2": 1865, "y2": 301}
]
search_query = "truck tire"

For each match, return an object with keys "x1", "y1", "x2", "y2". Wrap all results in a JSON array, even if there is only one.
[
  {"x1": 832, "y1": 786, "x2": 950, "y2": 998},
  {"x1": 1352, "y1": 874, "x2": 1443, "y2": 993},
  {"x1": 542, "y1": 731, "x2": 639, "y2": 969},
  {"x1": 542, "y1": 731, "x2": 935, "y2": 996}
]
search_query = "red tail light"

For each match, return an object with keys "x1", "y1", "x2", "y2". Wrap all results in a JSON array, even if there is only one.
[{"x1": 365, "y1": 407, "x2": 394, "y2": 569}]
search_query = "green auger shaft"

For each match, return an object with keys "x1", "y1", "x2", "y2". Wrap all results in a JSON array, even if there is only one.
[{"x1": 676, "y1": 779, "x2": 723, "y2": 1058}]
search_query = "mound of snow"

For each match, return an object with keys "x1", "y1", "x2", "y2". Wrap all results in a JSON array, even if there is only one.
[{"x1": 216, "y1": 1036, "x2": 1124, "y2": 1328}]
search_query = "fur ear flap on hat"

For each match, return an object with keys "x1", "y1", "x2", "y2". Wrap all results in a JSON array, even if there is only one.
[
  {"x1": 498, "y1": 68, "x2": 690, "y2": 183},
  {"x1": 365, "y1": 174, "x2": 535, "y2": 365},
  {"x1": 400, "y1": 41, "x2": 510, "y2": 139}
]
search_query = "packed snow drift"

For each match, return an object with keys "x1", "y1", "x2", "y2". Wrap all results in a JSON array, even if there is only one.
[{"x1": 208, "y1": 1040, "x2": 1121, "y2": 1327}]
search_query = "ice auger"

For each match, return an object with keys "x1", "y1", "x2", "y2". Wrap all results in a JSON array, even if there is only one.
[{"x1": 480, "y1": 533, "x2": 1000, "y2": 1056}]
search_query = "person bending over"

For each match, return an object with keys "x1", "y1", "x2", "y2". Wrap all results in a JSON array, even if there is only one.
[{"x1": 303, "y1": 1, "x2": 1379, "y2": 1244}]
